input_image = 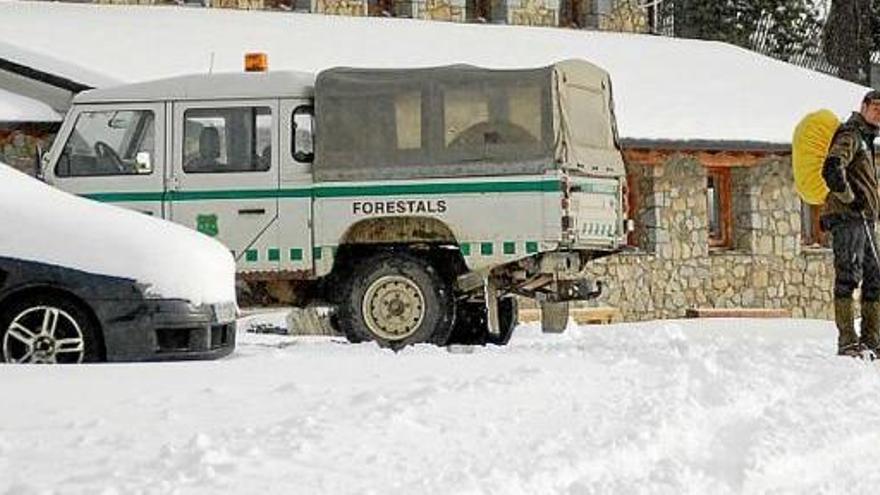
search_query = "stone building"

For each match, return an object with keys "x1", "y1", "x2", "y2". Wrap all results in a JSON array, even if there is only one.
[
  {"x1": 0, "y1": 89, "x2": 62, "y2": 174},
  {"x1": 84, "y1": 0, "x2": 642, "y2": 28},
  {"x1": 581, "y1": 144, "x2": 836, "y2": 322}
]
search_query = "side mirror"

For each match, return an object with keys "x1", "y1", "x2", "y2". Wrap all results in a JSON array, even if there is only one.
[{"x1": 135, "y1": 151, "x2": 153, "y2": 174}]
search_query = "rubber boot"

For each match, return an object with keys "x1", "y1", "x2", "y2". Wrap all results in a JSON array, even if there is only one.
[
  {"x1": 835, "y1": 298, "x2": 860, "y2": 357},
  {"x1": 861, "y1": 300, "x2": 880, "y2": 353}
]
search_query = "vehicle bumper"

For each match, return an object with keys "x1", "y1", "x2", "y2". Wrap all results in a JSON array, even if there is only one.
[
  {"x1": 535, "y1": 251, "x2": 603, "y2": 302},
  {"x1": 98, "y1": 298, "x2": 237, "y2": 362}
]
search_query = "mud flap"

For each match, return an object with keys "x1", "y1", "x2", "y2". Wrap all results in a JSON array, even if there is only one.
[
  {"x1": 540, "y1": 301, "x2": 569, "y2": 333},
  {"x1": 485, "y1": 277, "x2": 500, "y2": 337}
]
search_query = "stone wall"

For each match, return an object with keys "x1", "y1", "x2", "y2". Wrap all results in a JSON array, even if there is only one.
[
  {"x1": 506, "y1": 0, "x2": 558, "y2": 26},
  {"x1": 584, "y1": 155, "x2": 836, "y2": 321}
]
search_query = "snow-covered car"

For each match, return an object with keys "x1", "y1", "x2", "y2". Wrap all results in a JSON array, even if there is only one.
[{"x1": 0, "y1": 163, "x2": 237, "y2": 363}]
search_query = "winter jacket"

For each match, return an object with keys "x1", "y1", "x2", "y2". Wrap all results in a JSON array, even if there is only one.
[{"x1": 821, "y1": 112, "x2": 879, "y2": 228}]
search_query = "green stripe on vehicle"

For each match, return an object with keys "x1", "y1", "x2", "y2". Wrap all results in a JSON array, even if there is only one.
[
  {"x1": 81, "y1": 179, "x2": 561, "y2": 203},
  {"x1": 503, "y1": 242, "x2": 516, "y2": 255},
  {"x1": 459, "y1": 243, "x2": 471, "y2": 256},
  {"x1": 480, "y1": 242, "x2": 493, "y2": 256},
  {"x1": 82, "y1": 191, "x2": 165, "y2": 202},
  {"x1": 312, "y1": 180, "x2": 560, "y2": 198},
  {"x1": 526, "y1": 241, "x2": 539, "y2": 254},
  {"x1": 572, "y1": 183, "x2": 619, "y2": 195}
]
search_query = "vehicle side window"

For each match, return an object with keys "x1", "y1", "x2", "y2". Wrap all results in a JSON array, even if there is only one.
[
  {"x1": 292, "y1": 105, "x2": 314, "y2": 163},
  {"x1": 183, "y1": 106, "x2": 272, "y2": 174},
  {"x1": 56, "y1": 110, "x2": 155, "y2": 177},
  {"x1": 444, "y1": 84, "x2": 543, "y2": 151}
]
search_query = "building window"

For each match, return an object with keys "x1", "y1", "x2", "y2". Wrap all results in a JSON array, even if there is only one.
[
  {"x1": 801, "y1": 201, "x2": 827, "y2": 247},
  {"x1": 368, "y1": 0, "x2": 396, "y2": 16},
  {"x1": 707, "y1": 167, "x2": 732, "y2": 248},
  {"x1": 467, "y1": 0, "x2": 492, "y2": 21}
]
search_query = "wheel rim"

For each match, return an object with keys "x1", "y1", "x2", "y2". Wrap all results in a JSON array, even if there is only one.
[
  {"x1": 362, "y1": 275, "x2": 426, "y2": 341},
  {"x1": 3, "y1": 306, "x2": 85, "y2": 364}
]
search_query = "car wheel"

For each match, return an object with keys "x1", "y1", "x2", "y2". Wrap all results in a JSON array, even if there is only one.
[
  {"x1": 338, "y1": 254, "x2": 454, "y2": 349},
  {"x1": 448, "y1": 297, "x2": 518, "y2": 346},
  {"x1": 0, "y1": 294, "x2": 101, "y2": 364}
]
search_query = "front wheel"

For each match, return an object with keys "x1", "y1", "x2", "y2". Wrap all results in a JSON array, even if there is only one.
[
  {"x1": 337, "y1": 254, "x2": 455, "y2": 349},
  {"x1": 0, "y1": 294, "x2": 101, "y2": 364}
]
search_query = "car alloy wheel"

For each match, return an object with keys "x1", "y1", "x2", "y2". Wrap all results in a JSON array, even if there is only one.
[{"x1": 3, "y1": 305, "x2": 86, "y2": 364}]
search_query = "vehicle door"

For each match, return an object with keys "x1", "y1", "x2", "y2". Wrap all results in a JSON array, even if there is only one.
[
  {"x1": 169, "y1": 100, "x2": 280, "y2": 271},
  {"x1": 45, "y1": 103, "x2": 166, "y2": 218},
  {"x1": 278, "y1": 100, "x2": 315, "y2": 276}
]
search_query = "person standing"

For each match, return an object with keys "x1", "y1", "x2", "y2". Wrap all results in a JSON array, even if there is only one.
[{"x1": 822, "y1": 90, "x2": 880, "y2": 357}]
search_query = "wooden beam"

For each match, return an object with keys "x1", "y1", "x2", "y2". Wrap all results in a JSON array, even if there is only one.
[{"x1": 622, "y1": 148, "x2": 788, "y2": 168}]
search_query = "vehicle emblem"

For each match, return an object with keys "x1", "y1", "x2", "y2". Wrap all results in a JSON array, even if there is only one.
[{"x1": 197, "y1": 214, "x2": 219, "y2": 237}]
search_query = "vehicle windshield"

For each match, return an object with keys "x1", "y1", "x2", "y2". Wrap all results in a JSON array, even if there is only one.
[{"x1": 56, "y1": 109, "x2": 155, "y2": 177}]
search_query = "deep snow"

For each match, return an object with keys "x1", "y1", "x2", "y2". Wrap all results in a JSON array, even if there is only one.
[
  {"x1": 0, "y1": 163, "x2": 236, "y2": 305},
  {"x1": 3, "y1": 315, "x2": 880, "y2": 494},
  {"x1": 0, "y1": 0, "x2": 871, "y2": 145}
]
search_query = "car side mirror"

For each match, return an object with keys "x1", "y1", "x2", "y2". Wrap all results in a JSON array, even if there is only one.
[{"x1": 135, "y1": 151, "x2": 153, "y2": 174}]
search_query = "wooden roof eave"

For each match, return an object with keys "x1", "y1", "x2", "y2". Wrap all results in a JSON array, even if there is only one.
[{"x1": 619, "y1": 138, "x2": 790, "y2": 168}]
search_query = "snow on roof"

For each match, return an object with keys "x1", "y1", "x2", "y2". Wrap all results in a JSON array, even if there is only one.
[
  {"x1": 0, "y1": 162, "x2": 236, "y2": 305},
  {"x1": 75, "y1": 70, "x2": 315, "y2": 104},
  {"x1": 0, "y1": 39, "x2": 120, "y2": 90},
  {"x1": 0, "y1": 1, "x2": 871, "y2": 145},
  {"x1": 0, "y1": 87, "x2": 61, "y2": 123}
]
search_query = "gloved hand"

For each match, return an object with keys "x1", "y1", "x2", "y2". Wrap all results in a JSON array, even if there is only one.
[
  {"x1": 822, "y1": 156, "x2": 847, "y2": 193},
  {"x1": 851, "y1": 192, "x2": 865, "y2": 211}
]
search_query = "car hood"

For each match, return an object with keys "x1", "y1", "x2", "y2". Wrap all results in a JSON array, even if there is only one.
[{"x1": 0, "y1": 163, "x2": 235, "y2": 306}]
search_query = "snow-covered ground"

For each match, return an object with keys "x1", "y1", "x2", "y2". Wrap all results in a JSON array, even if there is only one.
[{"x1": 3, "y1": 315, "x2": 879, "y2": 494}]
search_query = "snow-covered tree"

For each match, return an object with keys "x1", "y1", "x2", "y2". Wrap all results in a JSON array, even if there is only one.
[
  {"x1": 823, "y1": 0, "x2": 874, "y2": 84},
  {"x1": 664, "y1": 1, "x2": 822, "y2": 63}
]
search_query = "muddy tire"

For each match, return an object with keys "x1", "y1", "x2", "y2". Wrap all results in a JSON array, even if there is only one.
[
  {"x1": 0, "y1": 293, "x2": 102, "y2": 364},
  {"x1": 337, "y1": 254, "x2": 455, "y2": 349},
  {"x1": 448, "y1": 297, "x2": 518, "y2": 346}
]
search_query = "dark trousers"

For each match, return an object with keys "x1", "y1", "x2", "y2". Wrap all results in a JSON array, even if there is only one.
[{"x1": 831, "y1": 219, "x2": 880, "y2": 302}]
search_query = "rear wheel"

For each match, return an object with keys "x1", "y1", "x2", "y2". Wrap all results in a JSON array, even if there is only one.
[
  {"x1": 0, "y1": 294, "x2": 101, "y2": 364},
  {"x1": 337, "y1": 254, "x2": 455, "y2": 349}
]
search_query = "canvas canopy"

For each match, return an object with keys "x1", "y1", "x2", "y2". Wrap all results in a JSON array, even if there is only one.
[
  {"x1": 552, "y1": 59, "x2": 625, "y2": 177},
  {"x1": 314, "y1": 60, "x2": 624, "y2": 181}
]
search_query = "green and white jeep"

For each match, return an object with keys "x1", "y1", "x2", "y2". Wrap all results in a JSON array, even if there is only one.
[{"x1": 43, "y1": 59, "x2": 629, "y2": 348}]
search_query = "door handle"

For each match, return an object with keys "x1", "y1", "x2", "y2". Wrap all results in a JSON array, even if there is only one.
[{"x1": 238, "y1": 208, "x2": 266, "y2": 215}]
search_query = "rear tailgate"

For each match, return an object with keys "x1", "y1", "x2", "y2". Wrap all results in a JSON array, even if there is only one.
[{"x1": 566, "y1": 175, "x2": 624, "y2": 249}]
